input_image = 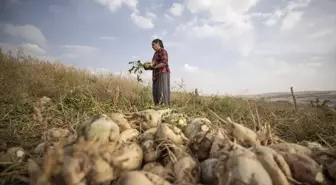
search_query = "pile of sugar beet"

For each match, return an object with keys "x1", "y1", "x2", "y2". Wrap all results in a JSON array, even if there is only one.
[{"x1": 2, "y1": 108, "x2": 336, "y2": 185}]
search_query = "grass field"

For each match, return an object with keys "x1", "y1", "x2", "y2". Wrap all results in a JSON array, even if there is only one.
[
  {"x1": 242, "y1": 91, "x2": 336, "y2": 108},
  {"x1": 1, "y1": 48, "x2": 335, "y2": 150},
  {"x1": 1, "y1": 48, "x2": 336, "y2": 185}
]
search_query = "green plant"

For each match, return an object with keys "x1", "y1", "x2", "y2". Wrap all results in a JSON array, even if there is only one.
[{"x1": 128, "y1": 60, "x2": 153, "y2": 82}]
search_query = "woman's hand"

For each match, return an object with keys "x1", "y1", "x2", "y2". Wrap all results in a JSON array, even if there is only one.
[
  {"x1": 143, "y1": 62, "x2": 154, "y2": 70},
  {"x1": 144, "y1": 66, "x2": 153, "y2": 70}
]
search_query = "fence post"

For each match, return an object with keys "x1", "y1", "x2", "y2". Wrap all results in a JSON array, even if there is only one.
[{"x1": 290, "y1": 87, "x2": 297, "y2": 113}]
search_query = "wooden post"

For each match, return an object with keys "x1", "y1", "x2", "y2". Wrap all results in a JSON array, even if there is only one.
[
  {"x1": 290, "y1": 87, "x2": 297, "y2": 112},
  {"x1": 194, "y1": 88, "x2": 199, "y2": 97}
]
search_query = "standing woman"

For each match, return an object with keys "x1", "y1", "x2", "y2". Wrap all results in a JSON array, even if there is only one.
[{"x1": 149, "y1": 39, "x2": 171, "y2": 106}]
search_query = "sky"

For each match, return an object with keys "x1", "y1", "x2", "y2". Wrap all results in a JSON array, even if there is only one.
[{"x1": 0, "y1": 0, "x2": 335, "y2": 95}]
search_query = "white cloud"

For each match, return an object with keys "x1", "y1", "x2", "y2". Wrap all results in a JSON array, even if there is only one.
[
  {"x1": 131, "y1": 56, "x2": 139, "y2": 60},
  {"x1": 311, "y1": 56, "x2": 322, "y2": 61},
  {"x1": 286, "y1": 0, "x2": 312, "y2": 12},
  {"x1": 263, "y1": 18, "x2": 277, "y2": 26},
  {"x1": 261, "y1": 0, "x2": 312, "y2": 27},
  {"x1": 281, "y1": 11, "x2": 303, "y2": 31},
  {"x1": 185, "y1": 0, "x2": 260, "y2": 22},
  {"x1": 20, "y1": 43, "x2": 46, "y2": 55},
  {"x1": 262, "y1": 9, "x2": 285, "y2": 26},
  {"x1": 309, "y1": 28, "x2": 334, "y2": 39},
  {"x1": 151, "y1": 30, "x2": 167, "y2": 39},
  {"x1": 130, "y1": 11, "x2": 155, "y2": 29},
  {"x1": 61, "y1": 45, "x2": 99, "y2": 58},
  {"x1": 177, "y1": 0, "x2": 259, "y2": 56},
  {"x1": 184, "y1": 64, "x2": 199, "y2": 72},
  {"x1": 232, "y1": 57, "x2": 332, "y2": 94},
  {"x1": 176, "y1": 17, "x2": 255, "y2": 56},
  {"x1": 175, "y1": 17, "x2": 198, "y2": 33},
  {"x1": 146, "y1": 12, "x2": 157, "y2": 19},
  {"x1": 169, "y1": 3, "x2": 185, "y2": 17},
  {"x1": 164, "y1": 41, "x2": 184, "y2": 49},
  {"x1": 80, "y1": 0, "x2": 336, "y2": 94},
  {"x1": 191, "y1": 24, "x2": 219, "y2": 38},
  {"x1": 306, "y1": 62, "x2": 322, "y2": 67},
  {"x1": 164, "y1": 13, "x2": 174, "y2": 21},
  {"x1": 149, "y1": 2, "x2": 163, "y2": 11},
  {"x1": 0, "y1": 42, "x2": 45, "y2": 56},
  {"x1": 185, "y1": 0, "x2": 212, "y2": 13},
  {"x1": 100, "y1": 36, "x2": 116, "y2": 41},
  {"x1": 171, "y1": 46, "x2": 335, "y2": 94},
  {"x1": 92, "y1": 0, "x2": 157, "y2": 30},
  {"x1": 3, "y1": 24, "x2": 47, "y2": 48},
  {"x1": 63, "y1": 45, "x2": 98, "y2": 52},
  {"x1": 0, "y1": 42, "x2": 55, "y2": 61},
  {"x1": 92, "y1": 0, "x2": 137, "y2": 12},
  {"x1": 172, "y1": 66, "x2": 233, "y2": 95}
]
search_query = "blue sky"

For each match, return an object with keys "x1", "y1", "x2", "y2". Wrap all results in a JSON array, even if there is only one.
[{"x1": 0, "y1": 0, "x2": 335, "y2": 95}]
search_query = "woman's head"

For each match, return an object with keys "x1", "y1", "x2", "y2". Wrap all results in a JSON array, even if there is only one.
[{"x1": 152, "y1": 38, "x2": 164, "y2": 51}]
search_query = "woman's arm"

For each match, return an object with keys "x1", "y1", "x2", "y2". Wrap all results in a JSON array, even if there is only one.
[{"x1": 153, "y1": 63, "x2": 166, "y2": 69}]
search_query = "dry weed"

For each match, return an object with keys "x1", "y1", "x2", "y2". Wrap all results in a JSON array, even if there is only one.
[{"x1": 0, "y1": 48, "x2": 336, "y2": 185}]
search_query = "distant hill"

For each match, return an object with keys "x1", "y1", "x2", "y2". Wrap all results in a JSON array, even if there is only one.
[{"x1": 240, "y1": 90, "x2": 336, "y2": 108}]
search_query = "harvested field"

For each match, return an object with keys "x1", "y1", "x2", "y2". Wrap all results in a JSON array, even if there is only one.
[{"x1": 1, "y1": 50, "x2": 336, "y2": 185}]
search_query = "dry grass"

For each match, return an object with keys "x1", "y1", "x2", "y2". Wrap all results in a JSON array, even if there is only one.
[
  {"x1": 1, "y1": 49, "x2": 336, "y2": 149},
  {"x1": 0, "y1": 48, "x2": 336, "y2": 184}
]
